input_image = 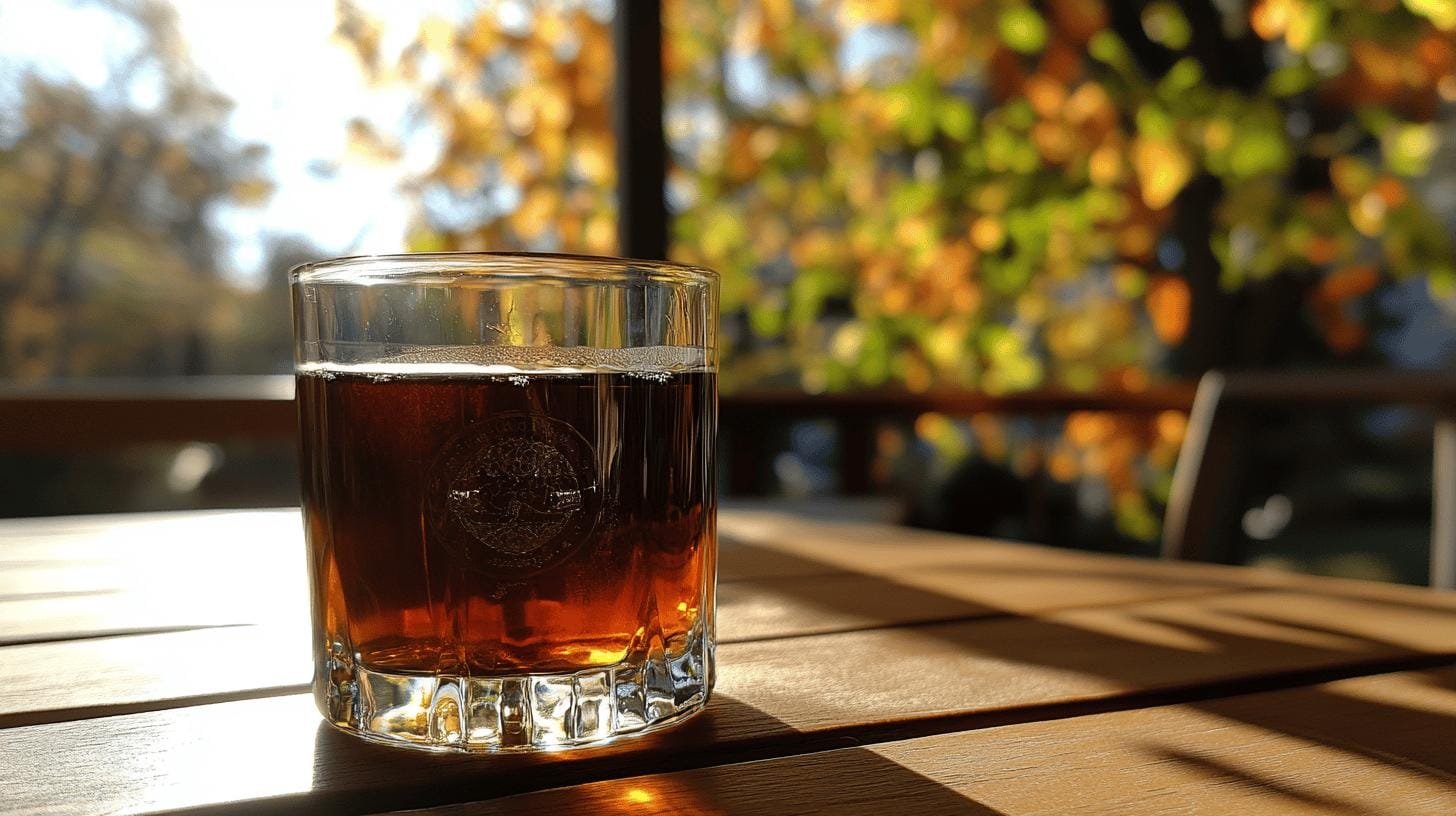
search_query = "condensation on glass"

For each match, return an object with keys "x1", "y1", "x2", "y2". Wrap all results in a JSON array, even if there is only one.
[{"x1": 290, "y1": 253, "x2": 718, "y2": 752}]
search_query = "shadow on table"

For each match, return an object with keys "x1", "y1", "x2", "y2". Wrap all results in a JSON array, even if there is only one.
[
  {"x1": 308, "y1": 695, "x2": 995, "y2": 815},
  {"x1": 715, "y1": 538, "x2": 1456, "y2": 794},
  {"x1": 1146, "y1": 749, "x2": 1373, "y2": 816},
  {"x1": 926, "y1": 560, "x2": 1456, "y2": 617},
  {"x1": 301, "y1": 535, "x2": 1454, "y2": 814}
]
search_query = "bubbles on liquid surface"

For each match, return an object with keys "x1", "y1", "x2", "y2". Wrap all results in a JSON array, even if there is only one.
[{"x1": 297, "y1": 345, "x2": 710, "y2": 378}]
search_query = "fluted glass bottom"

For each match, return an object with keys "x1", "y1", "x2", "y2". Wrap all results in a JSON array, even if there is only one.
[{"x1": 317, "y1": 622, "x2": 712, "y2": 753}]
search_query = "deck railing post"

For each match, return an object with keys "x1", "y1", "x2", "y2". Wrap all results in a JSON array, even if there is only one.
[
  {"x1": 1432, "y1": 417, "x2": 1456, "y2": 589},
  {"x1": 612, "y1": 2, "x2": 667, "y2": 261}
]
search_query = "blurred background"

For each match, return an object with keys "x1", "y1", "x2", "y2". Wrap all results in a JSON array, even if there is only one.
[{"x1": 2, "y1": 0, "x2": 1455, "y2": 585}]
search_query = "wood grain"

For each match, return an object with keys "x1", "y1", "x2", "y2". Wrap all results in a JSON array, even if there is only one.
[
  {"x1": 0, "y1": 508, "x2": 1282, "y2": 648},
  {"x1": 6, "y1": 660, "x2": 1454, "y2": 816},
  {"x1": 0, "y1": 626, "x2": 310, "y2": 726},
  {"x1": 721, "y1": 510, "x2": 1456, "y2": 610},
  {"x1": 6, "y1": 510, "x2": 1456, "y2": 729},
  {"x1": 402, "y1": 668, "x2": 1456, "y2": 816},
  {"x1": 5, "y1": 510, "x2": 1456, "y2": 815},
  {"x1": 4, "y1": 585, "x2": 1455, "y2": 812},
  {"x1": 6, "y1": 507, "x2": 1415, "y2": 642},
  {"x1": 0, "y1": 582, "x2": 1261, "y2": 728}
]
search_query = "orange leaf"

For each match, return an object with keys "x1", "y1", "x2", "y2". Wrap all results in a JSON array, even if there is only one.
[{"x1": 1146, "y1": 274, "x2": 1190, "y2": 344}]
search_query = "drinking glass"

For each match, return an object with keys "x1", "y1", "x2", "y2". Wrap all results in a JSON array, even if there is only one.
[{"x1": 291, "y1": 253, "x2": 717, "y2": 752}]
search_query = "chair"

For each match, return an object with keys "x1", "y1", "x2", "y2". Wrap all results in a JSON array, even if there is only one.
[{"x1": 1162, "y1": 370, "x2": 1456, "y2": 589}]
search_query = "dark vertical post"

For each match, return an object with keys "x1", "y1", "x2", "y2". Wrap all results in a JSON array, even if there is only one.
[
  {"x1": 1432, "y1": 416, "x2": 1456, "y2": 589},
  {"x1": 727, "y1": 421, "x2": 771, "y2": 497},
  {"x1": 838, "y1": 418, "x2": 876, "y2": 495},
  {"x1": 613, "y1": 1, "x2": 667, "y2": 260}
]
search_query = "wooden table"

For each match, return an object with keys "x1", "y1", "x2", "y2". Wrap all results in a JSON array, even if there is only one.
[{"x1": 2, "y1": 509, "x2": 1454, "y2": 815}]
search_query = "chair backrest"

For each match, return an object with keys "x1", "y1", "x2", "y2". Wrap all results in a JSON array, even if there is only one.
[{"x1": 1162, "y1": 369, "x2": 1456, "y2": 589}]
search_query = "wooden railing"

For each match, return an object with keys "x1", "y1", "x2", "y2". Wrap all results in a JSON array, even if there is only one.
[
  {"x1": 6, "y1": 372, "x2": 1454, "y2": 587},
  {"x1": 719, "y1": 385, "x2": 1197, "y2": 494},
  {"x1": 0, "y1": 376, "x2": 1198, "y2": 495},
  {"x1": 0, "y1": 377, "x2": 297, "y2": 452}
]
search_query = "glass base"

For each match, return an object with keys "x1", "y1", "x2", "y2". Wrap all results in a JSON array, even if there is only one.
[{"x1": 318, "y1": 624, "x2": 712, "y2": 753}]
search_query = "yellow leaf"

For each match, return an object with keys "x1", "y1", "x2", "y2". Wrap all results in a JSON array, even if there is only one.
[
  {"x1": 839, "y1": 0, "x2": 903, "y2": 26},
  {"x1": 1405, "y1": 0, "x2": 1456, "y2": 31},
  {"x1": 1132, "y1": 136, "x2": 1192, "y2": 209},
  {"x1": 420, "y1": 15, "x2": 455, "y2": 54},
  {"x1": 970, "y1": 216, "x2": 1005, "y2": 251},
  {"x1": 509, "y1": 187, "x2": 560, "y2": 239},
  {"x1": 463, "y1": 13, "x2": 499, "y2": 57}
]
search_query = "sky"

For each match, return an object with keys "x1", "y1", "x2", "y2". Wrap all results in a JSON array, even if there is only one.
[{"x1": 0, "y1": 0, "x2": 470, "y2": 286}]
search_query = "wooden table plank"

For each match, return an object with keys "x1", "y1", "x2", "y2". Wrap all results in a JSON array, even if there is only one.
[
  {"x1": 5, "y1": 511, "x2": 1456, "y2": 730},
  {"x1": 4, "y1": 585, "x2": 1454, "y2": 811},
  {"x1": 721, "y1": 510, "x2": 1456, "y2": 611},
  {"x1": 4, "y1": 509, "x2": 1456, "y2": 815},
  {"x1": 0, "y1": 539, "x2": 1255, "y2": 644},
  {"x1": 0, "y1": 626, "x2": 310, "y2": 727},
  {"x1": 0, "y1": 507, "x2": 1284, "y2": 661},
  {"x1": 0, "y1": 585, "x2": 1268, "y2": 728},
  {"x1": 399, "y1": 668, "x2": 1456, "y2": 816},
  {"x1": 11, "y1": 507, "x2": 1439, "y2": 643},
  {"x1": 15, "y1": 503, "x2": 1449, "y2": 615},
  {"x1": 0, "y1": 510, "x2": 307, "y2": 645},
  {"x1": 6, "y1": 660, "x2": 1453, "y2": 816}
]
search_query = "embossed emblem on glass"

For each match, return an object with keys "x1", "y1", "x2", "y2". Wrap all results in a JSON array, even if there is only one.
[{"x1": 435, "y1": 412, "x2": 600, "y2": 574}]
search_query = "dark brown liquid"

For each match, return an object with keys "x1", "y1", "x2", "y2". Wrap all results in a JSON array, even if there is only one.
[{"x1": 298, "y1": 367, "x2": 715, "y2": 676}]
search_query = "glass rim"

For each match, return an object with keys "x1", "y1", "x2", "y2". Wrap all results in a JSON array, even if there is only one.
[{"x1": 289, "y1": 251, "x2": 718, "y2": 286}]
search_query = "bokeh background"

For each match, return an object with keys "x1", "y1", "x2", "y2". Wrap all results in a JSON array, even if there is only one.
[{"x1": 3, "y1": 0, "x2": 1455, "y2": 584}]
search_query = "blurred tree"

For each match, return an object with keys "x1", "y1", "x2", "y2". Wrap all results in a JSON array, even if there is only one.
[
  {"x1": 0, "y1": 0, "x2": 276, "y2": 381},
  {"x1": 660, "y1": 0, "x2": 1456, "y2": 541},
  {"x1": 667, "y1": 0, "x2": 1456, "y2": 396},
  {"x1": 205, "y1": 237, "x2": 314, "y2": 375},
  {"x1": 326, "y1": 1, "x2": 1456, "y2": 543},
  {"x1": 332, "y1": 0, "x2": 617, "y2": 257}
]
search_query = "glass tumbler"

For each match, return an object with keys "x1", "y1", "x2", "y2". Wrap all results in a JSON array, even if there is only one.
[{"x1": 291, "y1": 253, "x2": 718, "y2": 752}]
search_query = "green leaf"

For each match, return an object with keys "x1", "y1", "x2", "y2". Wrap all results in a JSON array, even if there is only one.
[
  {"x1": 1383, "y1": 123, "x2": 1439, "y2": 177},
  {"x1": 1089, "y1": 31, "x2": 1134, "y2": 73},
  {"x1": 1229, "y1": 129, "x2": 1291, "y2": 178},
  {"x1": 1430, "y1": 266, "x2": 1456, "y2": 297},
  {"x1": 1266, "y1": 64, "x2": 1317, "y2": 97},
  {"x1": 938, "y1": 100, "x2": 976, "y2": 141},
  {"x1": 1115, "y1": 493, "x2": 1160, "y2": 541},
  {"x1": 1157, "y1": 58, "x2": 1203, "y2": 98},
  {"x1": 856, "y1": 323, "x2": 893, "y2": 386},
  {"x1": 998, "y1": 6, "x2": 1049, "y2": 55},
  {"x1": 702, "y1": 206, "x2": 747, "y2": 258},
  {"x1": 788, "y1": 268, "x2": 843, "y2": 330},
  {"x1": 1136, "y1": 104, "x2": 1175, "y2": 139},
  {"x1": 1141, "y1": 1, "x2": 1191, "y2": 50},
  {"x1": 748, "y1": 293, "x2": 787, "y2": 338}
]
